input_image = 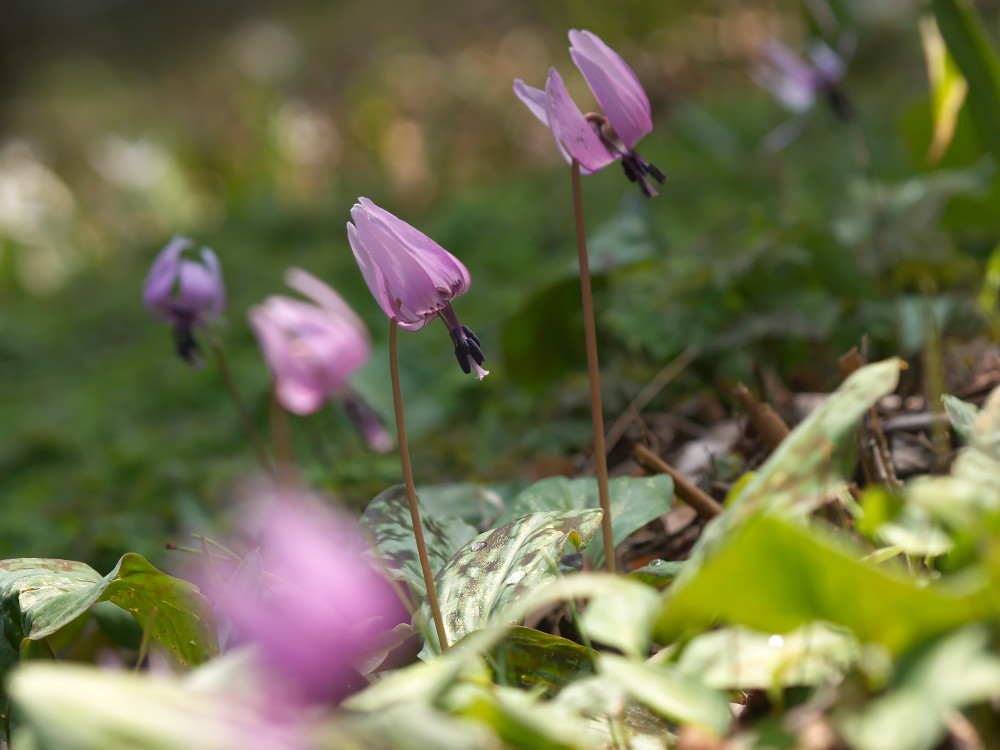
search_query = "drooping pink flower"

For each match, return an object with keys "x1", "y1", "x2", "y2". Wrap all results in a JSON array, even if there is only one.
[
  {"x1": 249, "y1": 268, "x2": 371, "y2": 415},
  {"x1": 347, "y1": 197, "x2": 487, "y2": 379},
  {"x1": 213, "y1": 492, "x2": 404, "y2": 706},
  {"x1": 513, "y1": 29, "x2": 666, "y2": 196},
  {"x1": 143, "y1": 235, "x2": 225, "y2": 364}
]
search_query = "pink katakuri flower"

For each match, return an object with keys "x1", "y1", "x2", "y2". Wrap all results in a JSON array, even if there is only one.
[
  {"x1": 347, "y1": 197, "x2": 487, "y2": 379},
  {"x1": 143, "y1": 235, "x2": 225, "y2": 364},
  {"x1": 514, "y1": 29, "x2": 666, "y2": 196},
  {"x1": 213, "y1": 492, "x2": 404, "y2": 706},
  {"x1": 249, "y1": 268, "x2": 371, "y2": 415}
]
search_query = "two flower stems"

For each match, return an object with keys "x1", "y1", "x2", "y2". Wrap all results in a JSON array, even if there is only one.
[
  {"x1": 389, "y1": 320, "x2": 450, "y2": 652},
  {"x1": 572, "y1": 160, "x2": 616, "y2": 574}
]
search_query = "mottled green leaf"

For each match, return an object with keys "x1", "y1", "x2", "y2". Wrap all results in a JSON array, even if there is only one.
[
  {"x1": 599, "y1": 654, "x2": 732, "y2": 736},
  {"x1": 728, "y1": 358, "x2": 902, "y2": 517},
  {"x1": 943, "y1": 393, "x2": 980, "y2": 444},
  {"x1": 656, "y1": 515, "x2": 991, "y2": 654},
  {"x1": 0, "y1": 554, "x2": 216, "y2": 680},
  {"x1": 497, "y1": 475, "x2": 673, "y2": 567},
  {"x1": 415, "y1": 481, "x2": 519, "y2": 530},
  {"x1": 361, "y1": 484, "x2": 479, "y2": 600},
  {"x1": 837, "y1": 625, "x2": 1000, "y2": 750},
  {"x1": 422, "y1": 509, "x2": 603, "y2": 656},
  {"x1": 674, "y1": 623, "x2": 860, "y2": 691},
  {"x1": 488, "y1": 626, "x2": 595, "y2": 695}
]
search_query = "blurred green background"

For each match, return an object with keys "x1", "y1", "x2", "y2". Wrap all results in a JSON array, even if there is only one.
[{"x1": 1, "y1": 0, "x2": 998, "y2": 571}]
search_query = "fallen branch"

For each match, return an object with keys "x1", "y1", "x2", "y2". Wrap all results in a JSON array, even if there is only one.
[
  {"x1": 633, "y1": 443, "x2": 724, "y2": 519},
  {"x1": 732, "y1": 382, "x2": 790, "y2": 451}
]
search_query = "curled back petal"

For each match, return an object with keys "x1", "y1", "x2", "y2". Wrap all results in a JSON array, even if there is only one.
[
  {"x1": 513, "y1": 79, "x2": 550, "y2": 125},
  {"x1": 568, "y1": 29, "x2": 653, "y2": 150},
  {"x1": 143, "y1": 235, "x2": 190, "y2": 311}
]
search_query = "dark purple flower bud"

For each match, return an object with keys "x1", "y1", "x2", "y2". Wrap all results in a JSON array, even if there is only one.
[{"x1": 143, "y1": 236, "x2": 225, "y2": 365}]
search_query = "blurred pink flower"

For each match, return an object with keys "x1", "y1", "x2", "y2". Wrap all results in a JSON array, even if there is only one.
[
  {"x1": 347, "y1": 197, "x2": 487, "y2": 379},
  {"x1": 215, "y1": 494, "x2": 403, "y2": 706},
  {"x1": 514, "y1": 29, "x2": 666, "y2": 196},
  {"x1": 143, "y1": 235, "x2": 225, "y2": 364},
  {"x1": 249, "y1": 268, "x2": 371, "y2": 415}
]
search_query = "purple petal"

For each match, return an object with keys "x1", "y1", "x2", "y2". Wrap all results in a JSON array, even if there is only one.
[
  {"x1": 174, "y1": 260, "x2": 220, "y2": 315},
  {"x1": 347, "y1": 221, "x2": 427, "y2": 331},
  {"x1": 199, "y1": 248, "x2": 226, "y2": 316},
  {"x1": 544, "y1": 68, "x2": 617, "y2": 172},
  {"x1": 143, "y1": 235, "x2": 190, "y2": 312},
  {"x1": 807, "y1": 40, "x2": 845, "y2": 85},
  {"x1": 513, "y1": 79, "x2": 550, "y2": 126},
  {"x1": 569, "y1": 30, "x2": 653, "y2": 150}
]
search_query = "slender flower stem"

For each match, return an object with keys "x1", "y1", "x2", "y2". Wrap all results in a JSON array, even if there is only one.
[
  {"x1": 389, "y1": 321, "x2": 449, "y2": 651},
  {"x1": 269, "y1": 387, "x2": 296, "y2": 485},
  {"x1": 204, "y1": 332, "x2": 273, "y2": 476},
  {"x1": 571, "y1": 160, "x2": 616, "y2": 573}
]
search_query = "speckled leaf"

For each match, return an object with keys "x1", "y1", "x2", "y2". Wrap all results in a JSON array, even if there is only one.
[
  {"x1": 361, "y1": 484, "x2": 479, "y2": 600},
  {"x1": 496, "y1": 475, "x2": 673, "y2": 567},
  {"x1": 422, "y1": 509, "x2": 603, "y2": 656},
  {"x1": 0, "y1": 554, "x2": 216, "y2": 678}
]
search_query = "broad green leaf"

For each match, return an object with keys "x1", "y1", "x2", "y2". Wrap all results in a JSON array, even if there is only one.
[
  {"x1": 673, "y1": 623, "x2": 860, "y2": 691},
  {"x1": 361, "y1": 484, "x2": 478, "y2": 600},
  {"x1": 422, "y1": 509, "x2": 603, "y2": 656},
  {"x1": 655, "y1": 515, "x2": 991, "y2": 654},
  {"x1": 837, "y1": 625, "x2": 1000, "y2": 750},
  {"x1": 932, "y1": 0, "x2": 1000, "y2": 163},
  {"x1": 415, "y1": 481, "x2": 519, "y2": 530},
  {"x1": 921, "y1": 16, "x2": 969, "y2": 164},
  {"x1": 0, "y1": 555, "x2": 216, "y2": 679},
  {"x1": 580, "y1": 577, "x2": 660, "y2": 657},
  {"x1": 496, "y1": 475, "x2": 673, "y2": 568},
  {"x1": 942, "y1": 393, "x2": 979, "y2": 443},
  {"x1": 598, "y1": 654, "x2": 732, "y2": 736},
  {"x1": 99, "y1": 553, "x2": 217, "y2": 669},
  {"x1": 333, "y1": 701, "x2": 491, "y2": 750},
  {"x1": 8, "y1": 662, "x2": 291, "y2": 750},
  {"x1": 487, "y1": 626, "x2": 595, "y2": 695}
]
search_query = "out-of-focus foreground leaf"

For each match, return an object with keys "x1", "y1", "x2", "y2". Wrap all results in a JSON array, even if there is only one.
[
  {"x1": 920, "y1": 15, "x2": 969, "y2": 164},
  {"x1": 654, "y1": 514, "x2": 993, "y2": 655},
  {"x1": 931, "y1": 0, "x2": 1000, "y2": 162}
]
